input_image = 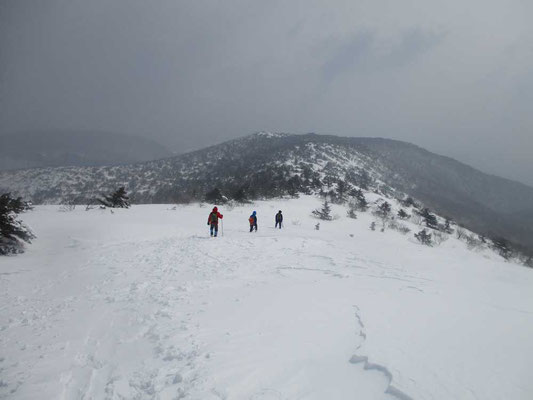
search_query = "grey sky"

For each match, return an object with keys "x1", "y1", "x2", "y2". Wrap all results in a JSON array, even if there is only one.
[{"x1": 1, "y1": 0, "x2": 532, "y2": 185}]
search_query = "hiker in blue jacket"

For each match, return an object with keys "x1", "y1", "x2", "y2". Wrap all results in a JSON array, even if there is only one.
[
  {"x1": 249, "y1": 211, "x2": 258, "y2": 232},
  {"x1": 275, "y1": 210, "x2": 283, "y2": 229}
]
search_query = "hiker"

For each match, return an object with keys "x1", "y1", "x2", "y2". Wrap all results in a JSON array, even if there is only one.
[
  {"x1": 249, "y1": 211, "x2": 258, "y2": 232},
  {"x1": 275, "y1": 210, "x2": 283, "y2": 229},
  {"x1": 207, "y1": 207, "x2": 223, "y2": 237}
]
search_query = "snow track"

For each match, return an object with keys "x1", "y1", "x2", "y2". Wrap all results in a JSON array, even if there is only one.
[{"x1": 1, "y1": 199, "x2": 533, "y2": 399}]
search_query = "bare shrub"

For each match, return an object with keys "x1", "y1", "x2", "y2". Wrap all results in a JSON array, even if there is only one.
[
  {"x1": 456, "y1": 227, "x2": 468, "y2": 240},
  {"x1": 59, "y1": 200, "x2": 76, "y2": 212},
  {"x1": 387, "y1": 220, "x2": 411, "y2": 235},
  {"x1": 465, "y1": 234, "x2": 484, "y2": 250},
  {"x1": 410, "y1": 214, "x2": 424, "y2": 226}
]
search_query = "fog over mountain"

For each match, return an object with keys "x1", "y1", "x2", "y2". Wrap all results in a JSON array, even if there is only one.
[
  {"x1": 0, "y1": 131, "x2": 174, "y2": 170},
  {"x1": 1, "y1": 1, "x2": 532, "y2": 186}
]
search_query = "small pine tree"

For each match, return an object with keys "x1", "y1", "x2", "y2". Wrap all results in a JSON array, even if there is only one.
[
  {"x1": 376, "y1": 201, "x2": 391, "y2": 218},
  {"x1": 347, "y1": 207, "x2": 357, "y2": 219},
  {"x1": 415, "y1": 229, "x2": 432, "y2": 246},
  {"x1": 312, "y1": 200, "x2": 333, "y2": 221},
  {"x1": 373, "y1": 201, "x2": 391, "y2": 230},
  {"x1": 443, "y1": 218, "x2": 454, "y2": 234},
  {"x1": 350, "y1": 189, "x2": 368, "y2": 211},
  {"x1": 99, "y1": 187, "x2": 130, "y2": 208},
  {"x1": 0, "y1": 193, "x2": 36, "y2": 255},
  {"x1": 336, "y1": 180, "x2": 347, "y2": 203},
  {"x1": 419, "y1": 208, "x2": 438, "y2": 230},
  {"x1": 491, "y1": 237, "x2": 512, "y2": 260},
  {"x1": 401, "y1": 196, "x2": 419, "y2": 209},
  {"x1": 397, "y1": 209, "x2": 409, "y2": 220},
  {"x1": 370, "y1": 221, "x2": 376, "y2": 231}
]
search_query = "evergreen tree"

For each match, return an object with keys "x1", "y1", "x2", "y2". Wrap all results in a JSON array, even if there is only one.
[
  {"x1": 99, "y1": 187, "x2": 130, "y2": 208},
  {"x1": 374, "y1": 201, "x2": 391, "y2": 219},
  {"x1": 0, "y1": 193, "x2": 35, "y2": 255},
  {"x1": 373, "y1": 201, "x2": 392, "y2": 231},
  {"x1": 350, "y1": 189, "x2": 368, "y2": 211},
  {"x1": 491, "y1": 237, "x2": 512, "y2": 260},
  {"x1": 415, "y1": 229, "x2": 432, "y2": 246},
  {"x1": 397, "y1": 209, "x2": 409, "y2": 219},
  {"x1": 312, "y1": 200, "x2": 333, "y2": 221},
  {"x1": 419, "y1": 208, "x2": 438, "y2": 230},
  {"x1": 336, "y1": 180, "x2": 347, "y2": 203},
  {"x1": 370, "y1": 221, "x2": 376, "y2": 231},
  {"x1": 401, "y1": 196, "x2": 419, "y2": 209},
  {"x1": 444, "y1": 218, "x2": 454, "y2": 234}
]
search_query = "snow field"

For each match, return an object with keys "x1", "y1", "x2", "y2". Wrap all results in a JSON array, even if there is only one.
[{"x1": 1, "y1": 196, "x2": 532, "y2": 399}]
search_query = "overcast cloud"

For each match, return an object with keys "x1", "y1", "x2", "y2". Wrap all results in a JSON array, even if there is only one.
[{"x1": 1, "y1": 0, "x2": 532, "y2": 185}]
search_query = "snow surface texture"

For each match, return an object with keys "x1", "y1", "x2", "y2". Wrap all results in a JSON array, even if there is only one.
[{"x1": 1, "y1": 197, "x2": 532, "y2": 399}]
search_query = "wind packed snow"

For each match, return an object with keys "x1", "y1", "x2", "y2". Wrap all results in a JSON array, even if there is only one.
[{"x1": 1, "y1": 197, "x2": 532, "y2": 399}]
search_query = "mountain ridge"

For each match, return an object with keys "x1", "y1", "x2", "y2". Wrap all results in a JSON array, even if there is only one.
[{"x1": 1, "y1": 132, "x2": 532, "y2": 251}]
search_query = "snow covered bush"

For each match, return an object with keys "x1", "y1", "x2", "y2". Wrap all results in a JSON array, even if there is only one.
[
  {"x1": 432, "y1": 231, "x2": 449, "y2": 246},
  {"x1": 491, "y1": 237, "x2": 513, "y2": 260},
  {"x1": 0, "y1": 193, "x2": 35, "y2": 255},
  {"x1": 414, "y1": 229, "x2": 432, "y2": 246},
  {"x1": 418, "y1": 208, "x2": 439, "y2": 230},
  {"x1": 397, "y1": 209, "x2": 410, "y2": 220},
  {"x1": 346, "y1": 200, "x2": 357, "y2": 219},
  {"x1": 400, "y1": 196, "x2": 420, "y2": 209},
  {"x1": 522, "y1": 254, "x2": 533, "y2": 268},
  {"x1": 349, "y1": 189, "x2": 368, "y2": 211},
  {"x1": 387, "y1": 220, "x2": 411, "y2": 235},
  {"x1": 59, "y1": 200, "x2": 76, "y2": 212},
  {"x1": 410, "y1": 214, "x2": 424, "y2": 226},
  {"x1": 456, "y1": 227, "x2": 468, "y2": 240},
  {"x1": 346, "y1": 208, "x2": 357, "y2": 219},
  {"x1": 372, "y1": 201, "x2": 392, "y2": 231},
  {"x1": 442, "y1": 218, "x2": 454, "y2": 234},
  {"x1": 465, "y1": 234, "x2": 484, "y2": 251}
]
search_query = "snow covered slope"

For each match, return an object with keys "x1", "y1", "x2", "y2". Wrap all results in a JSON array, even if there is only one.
[
  {"x1": 1, "y1": 132, "x2": 533, "y2": 252},
  {"x1": 1, "y1": 197, "x2": 532, "y2": 399}
]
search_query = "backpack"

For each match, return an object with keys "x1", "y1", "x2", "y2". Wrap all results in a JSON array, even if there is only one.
[
  {"x1": 249, "y1": 216, "x2": 254, "y2": 224},
  {"x1": 210, "y1": 212, "x2": 218, "y2": 224}
]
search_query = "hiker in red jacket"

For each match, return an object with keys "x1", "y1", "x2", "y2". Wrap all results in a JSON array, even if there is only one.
[{"x1": 207, "y1": 207, "x2": 223, "y2": 237}]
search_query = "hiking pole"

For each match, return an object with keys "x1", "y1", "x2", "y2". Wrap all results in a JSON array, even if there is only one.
[{"x1": 221, "y1": 218, "x2": 224, "y2": 237}]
